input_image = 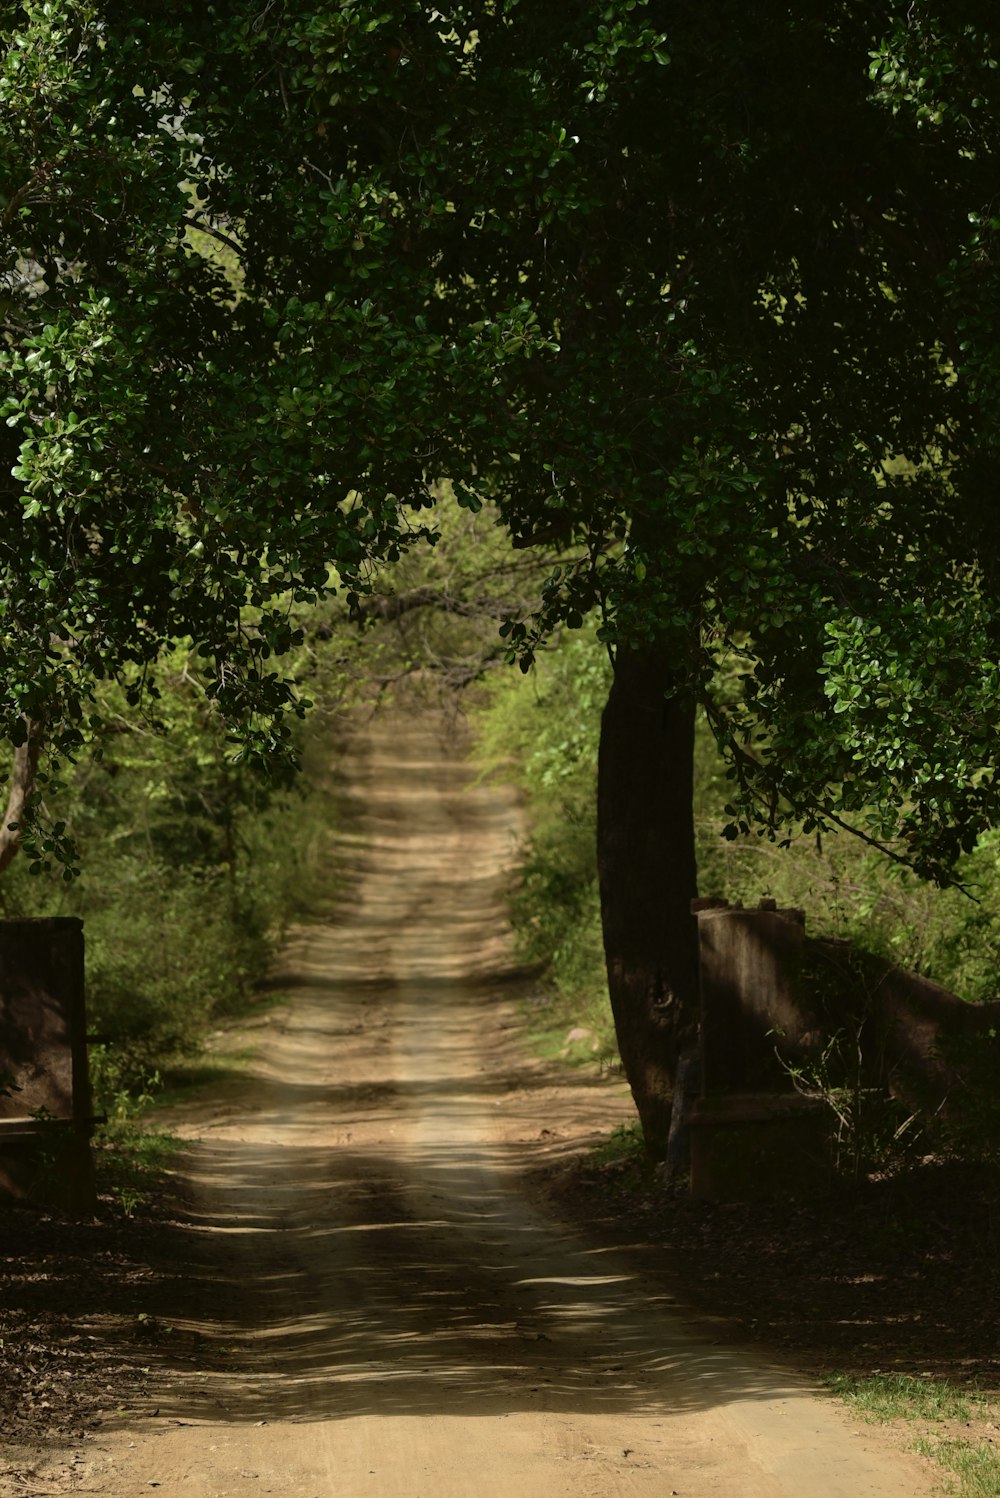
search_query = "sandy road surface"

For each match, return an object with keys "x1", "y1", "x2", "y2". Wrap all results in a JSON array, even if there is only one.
[{"x1": 45, "y1": 712, "x2": 935, "y2": 1498}]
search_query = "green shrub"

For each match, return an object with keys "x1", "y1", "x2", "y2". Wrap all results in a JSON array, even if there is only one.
[
  {"x1": 0, "y1": 662, "x2": 342, "y2": 1090},
  {"x1": 473, "y1": 625, "x2": 615, "y2": 1050},
  {"x1": 475, "y1": 619, "x2": 1000, "y2": 1104}
]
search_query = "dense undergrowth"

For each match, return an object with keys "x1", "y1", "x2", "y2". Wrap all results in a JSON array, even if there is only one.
[
  {"x1": 471, "y1": 621, "x2": 1000, "y2": 1065},
  {"x1": 0, "y1": 657, "x2": 345, "y2": 1198}
]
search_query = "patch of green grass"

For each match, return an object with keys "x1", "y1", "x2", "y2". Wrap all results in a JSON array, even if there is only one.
[
  {"x1": 590, "y1": 1120, "x2": 646, "y2": 1167},
  {"x1": 524, "y1": 994, "x2": 619, "y2": 1072},
  {"x1": 828, "y1": 1375, "x2": 1000, "y2": 1498},
  {"x1": 826, "y1": 1372, "x2": 981, "y2": 1422},
  {"x1": 913, "y1": 1435, "x2": 1000, "y2": 1498},
  {"x1": 583, "y1": 1120, "x2": 663, "y2": 1186},
  {"x1": 90, "y1": 1048, "x2": 185, "y2": 1214},
  {"x1": 93, "y1": 1119, "x2": 184, "y2": 1217},
  {"x1": 155, "y1": 1051, "x2": 255, "y2": 1106}
]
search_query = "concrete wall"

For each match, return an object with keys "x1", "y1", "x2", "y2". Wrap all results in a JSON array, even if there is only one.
[
  {"x1": 0, "y1": 917, "x2": 89, "y2": 1121},
  {"x1": 695, "y1": 900, "x2": 811, "y2": 1094},
  {"x1": 693, "y1": 897, "x2": 1000, "y2": 1113},
  {"x1": 0, "y1": 917, "x2": 94, "y2": 1206}
]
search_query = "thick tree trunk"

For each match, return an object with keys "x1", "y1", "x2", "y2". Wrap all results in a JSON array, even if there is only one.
[
  {"x1": 597, "y1": 649, "x2": 699, "y2": 1157},
  {"x1": 0, "y1": 720, "x2": 43, "y2": 876}
]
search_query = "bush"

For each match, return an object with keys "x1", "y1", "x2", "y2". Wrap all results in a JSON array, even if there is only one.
[
  {"x1": 0, "y1": 662, "x2": 342, "y2": 1089},
  {"x1": 475, "y1": 620, "x2": 1000, "y2": 1099},
  {"x1": 473, "y1": 624, "x2": 615, "y2": 1049}
]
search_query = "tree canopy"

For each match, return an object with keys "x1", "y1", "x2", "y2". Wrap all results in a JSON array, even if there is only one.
[
  {"x1": 8, "y1": 0, "x2": 1000, "y2": 1147},
  {"x1": 411, "y1": 1, "x2": 1000, "y2": 884},
  {"x1": 0, "y1": 0, "x2": 448, "y2": 799},
  {"x1": 5, "y1": 0, "x2": 1000, "y2": 877}
]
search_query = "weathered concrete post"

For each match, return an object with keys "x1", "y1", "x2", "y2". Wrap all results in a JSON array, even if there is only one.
[
  {"x1": 688, "y1": 900, "x2": 833, "y2": 1201},
  {"x1": 697, "y1": 898, "x2": 807, "y2": 1091},
  {"x1": 0, "y1": 917, "x2": 95, "y2": 1209}
]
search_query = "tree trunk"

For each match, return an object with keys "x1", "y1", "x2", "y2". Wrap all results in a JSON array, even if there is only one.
[
  {"x1": 597, "y1": 649, "x2": 699, "y2": 1157},
  {"x1": 0, "y1": 720, "x2": 43, "y2": 876}
]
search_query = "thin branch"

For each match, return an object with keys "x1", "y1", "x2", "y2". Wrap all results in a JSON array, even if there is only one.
[
  {"x1": 1, "y1": 172, "x2": 45, "y2": 233},
  {"x1": 183, "y1": 216, "x2": 245, "y2": 259},
  {"x1": 352, "y1": 584, "x2": 517, "y2": 624},
  {"x1": 700, "y1": 695, "x2": 975, "y2": 890}
]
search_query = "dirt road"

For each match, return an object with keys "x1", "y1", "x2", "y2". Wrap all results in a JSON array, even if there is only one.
[{"x1": 56, "y1": 712, "x2": 935, "y2": 1497}]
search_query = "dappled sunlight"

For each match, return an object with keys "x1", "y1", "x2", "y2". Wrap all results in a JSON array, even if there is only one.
[
  {"x1": 96, "y1": 708, "x2": 932, "y2": 1498},
  {"x1": 151, "y1": 1090, "x2": 808, "y2": 1427}
]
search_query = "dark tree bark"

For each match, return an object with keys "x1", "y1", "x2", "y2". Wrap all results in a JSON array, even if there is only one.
[{"x1": 597, "y1": 649, "x2": 700, "y2": 1156}]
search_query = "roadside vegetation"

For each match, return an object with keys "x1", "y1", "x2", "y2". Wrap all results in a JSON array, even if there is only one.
[
  {"x1": 2, "y1": 678, "x2": 339, "y2": 1077},
  {"x1": 473, "y1": 622, "x2": 1000, "y2": 1208},
  {"x1": 827, "y1": 1375, "x2": 1000, "y2": 1498},
  {"x1": 0, "y1": 652, "x2": 348, "y2": 1208},
  {"x1": 473, "y1": 622, "x2": 614, "y2": 1061},
  {"x1": 473, "y1": 617, "x2": 1000, "y2": 1046}
]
